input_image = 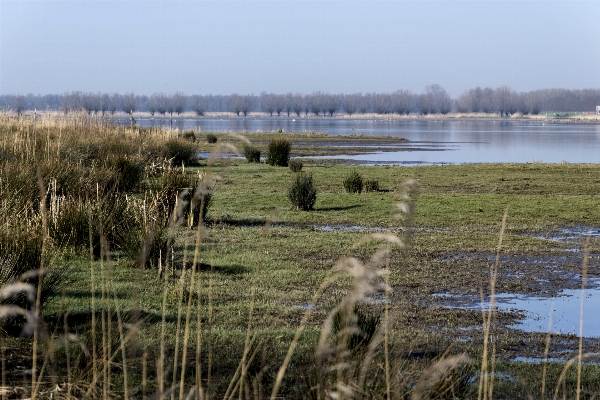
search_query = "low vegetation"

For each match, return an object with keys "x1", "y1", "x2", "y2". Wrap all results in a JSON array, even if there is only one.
[
  {"x1": 288, "y1": 172, "x2": 317, "y2": 211},
  {"x1": 243, "y1": 144, "x2": 261, "y2": 163},
  {"x1": 266, "y1": 137, "x2": 291, "y2": 167},
  {"x1": 344, "y1": 170, "x2": 364, "y2": 193},
  {"x1": 288, "y1": 158, "x2": 303, "y2": 172},
  {"x1": 2, "y1": 114, "x2": 600, "y2": 399}
]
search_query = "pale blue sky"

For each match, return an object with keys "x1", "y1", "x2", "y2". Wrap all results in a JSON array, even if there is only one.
[{"x1": 1, "y1": 0, "x2": 599, "y2": 96}]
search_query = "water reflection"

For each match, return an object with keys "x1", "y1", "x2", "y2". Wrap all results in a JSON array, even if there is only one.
[{"x1": 118, "y1": 118, "x2": 600, "y2": 164}]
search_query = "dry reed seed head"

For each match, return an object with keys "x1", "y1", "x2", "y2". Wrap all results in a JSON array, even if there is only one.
[
  {"x1": 0, "y1": 282, "x2": 36, "y2": 304},
  {"x1": 411, "y1": 354, "x2": 470, "y2": 400},
  {"x1": 57, "y1": 333, "x2": 91, "y2": 357}
]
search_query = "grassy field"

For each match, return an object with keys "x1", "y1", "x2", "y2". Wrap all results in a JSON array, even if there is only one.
[{"x1": 1, "y1": 114, "x2": 600, "y2": 399}]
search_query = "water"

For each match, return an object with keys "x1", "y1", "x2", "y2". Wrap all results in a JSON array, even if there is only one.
[
  {"x1": 437, "y1": 285, "x2": 600, "y2": 337},
  {"x1": 122, "y1": 117, "x2": 600, "y2": 164}
]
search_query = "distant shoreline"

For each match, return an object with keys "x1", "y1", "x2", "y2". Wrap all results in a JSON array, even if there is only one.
[{"x1": 14, "y1": 110, "x2": 600, "y2": 124}]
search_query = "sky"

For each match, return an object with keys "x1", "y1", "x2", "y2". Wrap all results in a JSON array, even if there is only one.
[{"x1": 1, "y1": 0, "x2": 599, "y2": 97}]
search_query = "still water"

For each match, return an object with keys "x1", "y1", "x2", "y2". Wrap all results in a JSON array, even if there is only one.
[{"x1": 121, "y1": 117, "x2": 600, "y2": 164}]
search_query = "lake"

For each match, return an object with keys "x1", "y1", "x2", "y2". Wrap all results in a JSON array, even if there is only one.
[{"x1": 120, "y1": 117, "x2": 600, "y2": 165}]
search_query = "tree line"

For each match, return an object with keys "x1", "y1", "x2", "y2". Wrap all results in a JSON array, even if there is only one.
[{"x1": 2, "y1": 86, "x2": 600, "y2": 117}]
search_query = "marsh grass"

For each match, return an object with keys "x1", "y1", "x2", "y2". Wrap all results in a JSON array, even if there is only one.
[{"x1": 2, "y1": 114, "x2": 600, "y2": 398}]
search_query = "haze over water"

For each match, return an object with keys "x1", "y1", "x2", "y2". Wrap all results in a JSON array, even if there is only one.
[{"x1": 124, "y1": 118, "x2": 600, "y2": 165}]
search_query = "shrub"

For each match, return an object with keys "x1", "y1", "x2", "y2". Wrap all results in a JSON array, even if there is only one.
[
  {"x1": 164, "y1": 139, "x2": 198, "y2": 166},
  {"x1": 343, "y1": 171, "x2": 363, "y2": 193},
  {"x1": 364, "y1": 180, "x2": 379, "y2": 193},
  {"x1": 266, "y1": 138, "x2": 291, "y2": 167},
  {"x1": 206, "y1": 133, "x2": 218, "y2": 144},
  {"x1": 180, "y1": 130, "x2": 197, "y2": 143},
  {"x1": 243, "y1": 145, "x2": 261, "y2": 163},
  {"x1": 288, "y1": 159, "x2": 303, "y2": 172},
  {"x1": 288, "y1": 173, "x2": 317, "y2": 211}
]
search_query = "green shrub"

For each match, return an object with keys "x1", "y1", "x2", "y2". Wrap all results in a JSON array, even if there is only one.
[
  {"x1": 288, "y1": 173, "x2": 317, "y2": 211},
  {"x1": 164, "y1": 139, "x2": 198, "y2": 166},
  {"x1": 288, "y1": 159, "x2": 303, "y2": 172},
  {"x1": 243, "y1": 145, "x2": 261, "y2": 163},
  {"x1": 364, "y1": 180, "x2": 379, "y2": 193},
  {"x1": 343, "y1": 171, "x2": 363, "y2": 193},
  {"x1": 180, "y1": 130, "x2": 197, "y2": 143},
  {"x1": 206, "y1": 133, "x2": 218, "y2": 144},
  {"x1": 266, "y1": 138, "x2": 291, "y2": 167}
]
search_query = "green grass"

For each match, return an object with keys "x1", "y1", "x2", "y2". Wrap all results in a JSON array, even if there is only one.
[{"x1": 3, "y1": 116, "x2": 600, "y2": 398}]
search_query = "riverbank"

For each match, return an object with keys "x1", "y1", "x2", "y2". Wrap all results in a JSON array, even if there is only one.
[{"x1": 13, "y1": 109, "x2": 600, "y2": 124}]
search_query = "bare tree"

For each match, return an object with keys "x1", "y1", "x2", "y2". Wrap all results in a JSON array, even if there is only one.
[
  {"x1": 309, "y1": 92, "x2": 323, "y2": 116},
  {"x1": 321, "y1": 93, "x2": 340, "y2": 116},
  {"x1": 359, "y1": 93, "x2": 371, "y2": 114},
  {"x1": 230, "y1": 94, "x2": 242, "y2": 116},
  {"x1": 100, "y1": 93, "x2": 111, "y2": 115},
  {"x1": 121, "y1": 92, "x2": 137, "y2": 126},
  {"x1": 239, "y1": 95, "x2": 254, "y2": 117},
  {"x1": 391, "y1": 90, "x2": 413, "y2": 115},
  {"x1": 284, "y1": 93, "x2": 294, "y2": 116},
  {"x1": 12, "y1": 95, "x2": 27, "y2": 116},
  {"x1": 480, "y1": 88, "x2": 495, "y2": 113},
  {"x1": 109, "y1": 93, "x2": 120, "y2": 115},
  {"x1": 273, "y1": 94, "x2": 286, "y2": 117},
  {"x1": 191, "y1": 95, "x2": 206, "y2": 116},
  {"x1": 261, "y1": 93, "x2": 275, "y2": 116},
  {"x1": 292, "y1": 93, "x2": 304, "y2": 117},
  {"x1": 372, "y1": 93, "x2": 390, "y2": 114},
  {"x1": 343, "y1": 93, "x2": 361, "y2": 116},
  {"x1": 121, "y1": 93, "x2": 137, "y2": 114}
]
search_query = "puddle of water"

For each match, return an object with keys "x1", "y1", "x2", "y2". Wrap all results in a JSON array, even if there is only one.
[
  {"x1": 524, "y1": 226, "x2": 600, "y2": 243},
  {"x1": 437, "y1": 284, "x2": 600, "y2": 337},
  {"x1": 313, "y1": 225, "x2": 388, "y2": 232},
  {"x1": 512, "y1": 356, "x2": 566, "y2": 364}
]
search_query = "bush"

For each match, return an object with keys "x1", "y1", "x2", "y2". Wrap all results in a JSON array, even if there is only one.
[
  {"x1": 288, "y1": 159, "x2": 303, "y2": 172},
  {"x1": 243, "y1": 145, "x2": 261, "y2": 163},
  {"x1": 343, "y1": 171, "x2": 363, "y2": 193},
  {"x1": 164, "y1": 139, "x2": 198, "y2": 166},
  {"x1": 266, "y1": 138, "x2": 291, "y2": 167},
  {"x1": 288, "y1": 173, "x2": 317, "y2": 211},
  {"x1": 206, "y1": 133, "x2": 218, "y2": 144},
  {"x1": 364, "y1": 180, "x2": 379, "y2": 193},
  {"x1": 180, "y1": 130, "x2": 197, "y2": 143}
]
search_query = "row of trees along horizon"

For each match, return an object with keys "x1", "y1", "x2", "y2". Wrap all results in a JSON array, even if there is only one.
[{"x1": 3, "y1": 85, "x2": 600, "y2": 118}]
